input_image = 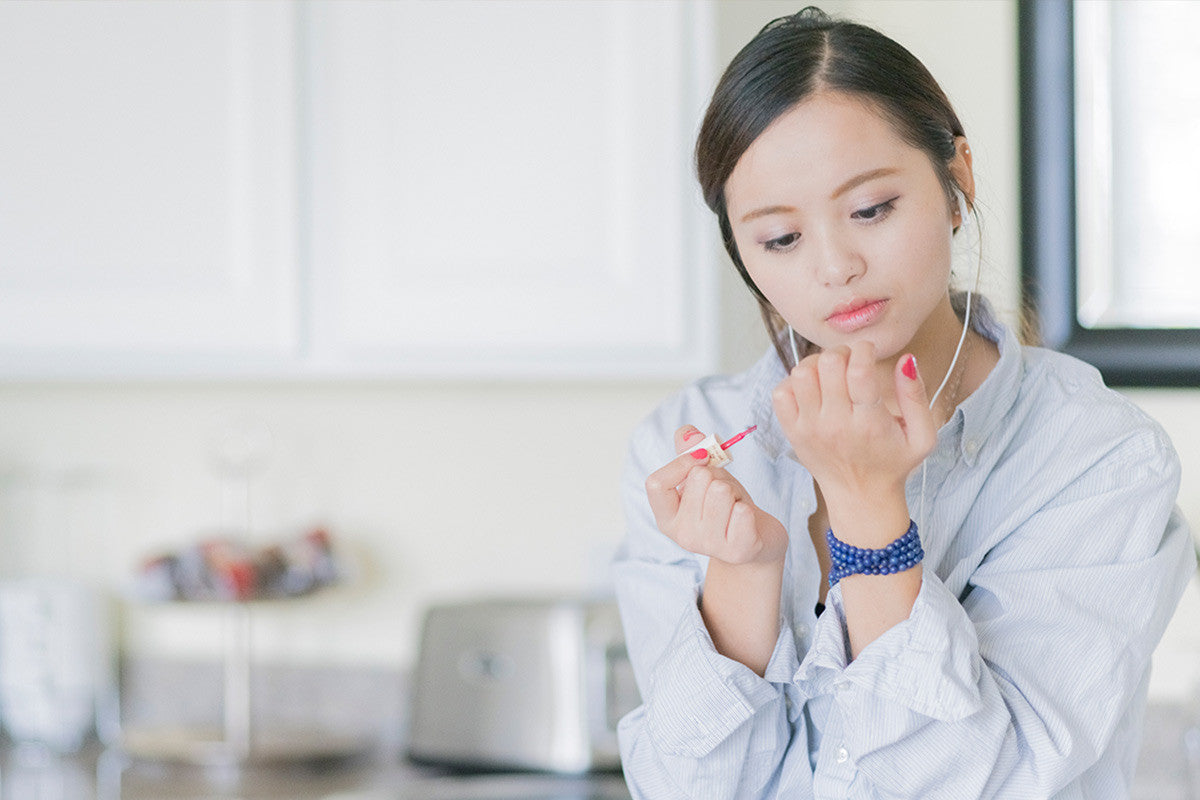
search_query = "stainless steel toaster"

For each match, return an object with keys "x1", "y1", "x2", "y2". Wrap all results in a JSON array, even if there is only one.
[{"x1": 407, "y1": 595, "x2": 639, "y2": 774}]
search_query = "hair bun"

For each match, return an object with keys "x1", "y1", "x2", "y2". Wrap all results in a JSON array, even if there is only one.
[{"x1": 762, "y1": 6, "x2": 833, "y2": 34}]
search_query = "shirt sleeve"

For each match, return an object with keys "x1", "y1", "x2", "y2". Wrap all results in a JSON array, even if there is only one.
[
  {"x1": 794, "y1": 425, "x2": 1195, "y2": 799},
  {"x1": 612, "y1": 415, "x2": 805, "y2": 800}
]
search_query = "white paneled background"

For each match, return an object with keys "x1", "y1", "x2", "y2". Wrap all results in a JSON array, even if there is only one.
[
  {"x1": 0, "y1": 1, "x2": 301, "y2": 363},
  {"x1": 0, "y1": 0, "x2": 716, "y2": 379}
]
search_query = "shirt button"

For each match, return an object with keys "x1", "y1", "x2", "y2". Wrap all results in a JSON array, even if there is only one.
[
  {"x1": 797, "y1": 625, "x2": 809, "y2": 637},
  {"x1": 965, "y1": 439, "x2": 980, "y2": 456},
  {"x1": 836, "y1": 745, "x2": 849, "y2": 764}
]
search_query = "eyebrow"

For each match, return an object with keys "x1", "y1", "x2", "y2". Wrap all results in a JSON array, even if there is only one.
[
  {"x1": 738, "y1": 167, "x2": 900, "y2": 223},
  {"x1": 832, "y1": 167, "x2": 899, "y2": 199}
]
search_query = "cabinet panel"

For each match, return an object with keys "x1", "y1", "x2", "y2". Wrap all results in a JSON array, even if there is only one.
[
  {"x1": 0, "y1": 1, "x2": 298, "y2": 376},
  {"x1": 305, "y1": 0, "x2": 716, "y2": 378},
  {"x1": 0, "y1": 0, "x2": 715, "y2": 379}
]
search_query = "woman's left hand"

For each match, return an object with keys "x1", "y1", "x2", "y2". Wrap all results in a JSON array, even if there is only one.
[{"x1": 772, "y1": 341, "x2": 937, "y2": 543}]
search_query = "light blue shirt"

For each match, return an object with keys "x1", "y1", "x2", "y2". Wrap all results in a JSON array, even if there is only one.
[{"x1": 613, "y1": 305, "x2": 1194, "y2": 799}]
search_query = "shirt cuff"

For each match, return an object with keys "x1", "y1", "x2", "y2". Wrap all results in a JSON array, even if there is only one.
[
  {"x1": 643, "y1": 599, "x2": 795, "y2": 758},
  {"x1": 795, "y1": 572, "x2": 983, "y2": 721}
]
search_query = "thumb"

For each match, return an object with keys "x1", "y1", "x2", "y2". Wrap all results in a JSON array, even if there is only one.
[
  {"x1": 894, "y1": 355, "x2": 936, "y2": 451},
  {"x1": 673, "y1": 425, "x2": 707, "y2": 456}
]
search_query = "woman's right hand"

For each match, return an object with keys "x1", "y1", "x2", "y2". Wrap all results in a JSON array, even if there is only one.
[{"x1": 643, "y1": 425, "x2": 788, "y2": 566}]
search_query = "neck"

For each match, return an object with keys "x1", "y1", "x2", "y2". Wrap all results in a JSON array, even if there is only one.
[{"x1": 874, "y1": 293, "x2": 972, "y2": 424}]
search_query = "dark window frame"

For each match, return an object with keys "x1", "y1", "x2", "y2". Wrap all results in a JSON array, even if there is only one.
[{"x1": 1019, "y1": 0, "x2": 1200, "y2": 387}]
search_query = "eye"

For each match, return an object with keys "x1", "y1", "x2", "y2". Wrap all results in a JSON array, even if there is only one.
[
  {"x1": 852, "y1": 197, "x2": 898, "y2": 222},
  {"x1": 763, "y1": 232, "x2": 801, "y2": 253}
]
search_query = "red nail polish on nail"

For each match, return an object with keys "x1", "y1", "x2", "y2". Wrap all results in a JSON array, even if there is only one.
[
  {"x1": 690, "y1": 449, "x2": 709, "y2": 460},
  {"x1": 683, "y1": 430, "x2": 702, "y2": 443},
  {"x1": 902, "y1": 355, "x2": 918, "y2": 380}
]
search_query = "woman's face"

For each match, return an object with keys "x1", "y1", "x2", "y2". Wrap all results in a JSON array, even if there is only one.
[{"x1": 724, "y1": 92, "x2": 958, "y2": 360}]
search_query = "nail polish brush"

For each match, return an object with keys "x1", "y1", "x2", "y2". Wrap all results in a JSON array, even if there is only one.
[{"x1": 688, "y1": 424, "x2": 758, "y2": 468}]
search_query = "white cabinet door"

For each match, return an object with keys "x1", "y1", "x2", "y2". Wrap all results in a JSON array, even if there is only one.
[
  {"x1": 0, "y1": 0, "x2": 299, "y2": 377},
  {"x1": 304, "y1": 0, "x2": 716, "y2": 378},
  {"x1": 0, "y1": 0, "x2": 715, "y2": 380}
]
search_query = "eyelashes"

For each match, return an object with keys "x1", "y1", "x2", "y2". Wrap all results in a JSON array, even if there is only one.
[
  {"x1": 852, "y1": 197, "x2": 898, "y2": 222},
  {"x1": 760, "y1": 197, "x2": 900, "y2": 254},
  {"x1": 763, "y1": 232, "x2": 801, "y2": 252}
]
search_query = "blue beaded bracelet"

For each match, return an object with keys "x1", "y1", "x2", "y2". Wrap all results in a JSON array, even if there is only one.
[{"x1": 826, "y1": 520, "x2": 923, "y2": 587}]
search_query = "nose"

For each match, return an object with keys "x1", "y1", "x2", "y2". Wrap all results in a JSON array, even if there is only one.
[{"x1": 813, "y1": 228, "x2": 865, "y2": 286}]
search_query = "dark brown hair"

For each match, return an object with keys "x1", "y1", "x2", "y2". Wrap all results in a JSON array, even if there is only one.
[{"x1": 696, "y1": 6, "x2": 971, "y2": 367}]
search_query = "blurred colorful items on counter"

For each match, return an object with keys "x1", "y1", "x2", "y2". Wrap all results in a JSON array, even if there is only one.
[{"x1": 134, "y1": 528, "x2": 341, "y2": 602}]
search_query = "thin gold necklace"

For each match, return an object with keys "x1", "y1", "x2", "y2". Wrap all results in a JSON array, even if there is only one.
[{"x1": 939, "y1": 331, "x2": 973, "y2": 422}]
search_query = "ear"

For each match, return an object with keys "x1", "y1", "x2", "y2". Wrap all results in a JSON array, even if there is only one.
[{"x1": 949, "y1": 136, "x2": 975, "y2": 223}]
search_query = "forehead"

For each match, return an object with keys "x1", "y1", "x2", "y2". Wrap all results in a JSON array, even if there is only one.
[{"x1": 724, "y1": 92, "x2": 932, "y2": 215}]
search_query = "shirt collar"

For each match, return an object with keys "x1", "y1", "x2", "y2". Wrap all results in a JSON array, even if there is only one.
[
  {"x1": 954, "y1": 296, "x2": 1023, "y2": 466},
  {"x1": 745, "y1": 349, "x2": 792, "y2": 462}
]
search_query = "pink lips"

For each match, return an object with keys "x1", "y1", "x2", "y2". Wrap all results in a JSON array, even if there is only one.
[{"x1": 825, "y1": 298, "x2": 888, "y2": 333}]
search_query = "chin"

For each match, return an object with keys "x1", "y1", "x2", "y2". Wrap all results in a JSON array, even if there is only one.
[{"x1": 811, "y1": 331, "x2": 905, "y2": 362}]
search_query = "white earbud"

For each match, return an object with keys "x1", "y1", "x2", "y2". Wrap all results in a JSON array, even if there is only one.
[{"x1": 954, "y1": 188, "x2": 971, "y2": 232}]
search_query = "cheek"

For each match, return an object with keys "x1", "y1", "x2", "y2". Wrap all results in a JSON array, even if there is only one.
[
  {"x1": 733, "y1": 234, "x2": 787, "y2": 297},
  {"x1": 877, "y1": 216, "x2": 954, "y2": 284},
  {"x1": 740, "y1": 255, "x2": 799, "y2": 313}
]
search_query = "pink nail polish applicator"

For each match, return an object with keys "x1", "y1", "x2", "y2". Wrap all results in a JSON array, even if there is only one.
[{"x1": 687, "y1": 424, "x2": 758, "y2": 467}]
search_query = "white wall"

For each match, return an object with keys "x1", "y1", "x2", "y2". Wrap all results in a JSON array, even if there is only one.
[
  {"x1": 0, "y1": 380, "x2": 676, "y2": 665},
  {"x1": 2, "y1": 0, "x2": 1197, "y2": 702}
]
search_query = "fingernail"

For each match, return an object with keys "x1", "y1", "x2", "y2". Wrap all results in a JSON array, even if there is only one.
[
  {"x1": 902, "y1": 355, "x2": 918, "y2": 380},
  {"x1": 690, "y1": 449, "x2": 709, "y2": 461},
  {"x1": 682, "y1": 429, "x2": 702, "y2": 443}
]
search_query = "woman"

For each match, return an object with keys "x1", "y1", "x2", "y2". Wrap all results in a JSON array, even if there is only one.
[{"x1": 613, "y1": 8, "x2": 1193, "y2": 799}]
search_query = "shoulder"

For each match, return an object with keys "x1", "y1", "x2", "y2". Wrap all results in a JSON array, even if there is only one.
[
  {"x1": 964, "y1": 339, "x2": 1186, "y2": 569},
  {"x1": 1012, "y1": 345, "x2": 1180, "y2": 482}
]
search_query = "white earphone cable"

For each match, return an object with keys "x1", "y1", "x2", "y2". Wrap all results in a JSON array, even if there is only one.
[
  {"x1": 919, "y1": 189, "x2": 979, "y2": 533},
  {"x1": 788, "y1": 190, "x2": 979, "y2": 535}
]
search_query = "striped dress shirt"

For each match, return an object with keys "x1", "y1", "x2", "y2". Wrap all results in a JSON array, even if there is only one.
[{"x1": 613, "y1": 304, "x2": 1194, "y2": 799}]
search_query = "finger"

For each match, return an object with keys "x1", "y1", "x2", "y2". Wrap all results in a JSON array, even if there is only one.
[
  {"x1": 792, "y1": 354, "x2": 822, "y2": 411},
  {"x1": 677, "y1": 465, "x2": 713, "y2": 525},
  {"x1": 894, "y1": 354, "x2": 937, "y2": 453},
  {"x1": 845, "y1": 340, "x2": 881, "y2": 408},
  {"x1": 723, "y1": 502, "x2": 759, "y2": 563},
  {"x1": 644, "y1": 452, "x2": 706, "y2": 526},
  {"x1": 816, "y1": 347, "x2": 851, "y2": 417},
  {"x1": 701, "y1": 478, "x2": 736, "y2": 534},
  {"x1": 781, "y1": 354, "x2": 822, "y2": 418},
  {"x1": 771, "y1": 378, "x2": 799, "y2": 432},
  {"x1": 673, "y1": 425, "x2": 706, "y2": 455}
]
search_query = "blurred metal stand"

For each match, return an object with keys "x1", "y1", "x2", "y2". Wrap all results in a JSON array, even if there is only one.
[{"x1": 120, "y1": 603, "x2": 368, "y2": 765}]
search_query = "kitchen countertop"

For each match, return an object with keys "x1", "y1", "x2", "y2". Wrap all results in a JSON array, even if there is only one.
[
  {"x1": 2, "y1": 659, "x2": 633, "y2": 800},
  {"x1": 0, "y1": 746, "x2": 633, "y2": 800},
  {"x1": 3, "y1": 660, "x2": 1197, "y2": 799}
]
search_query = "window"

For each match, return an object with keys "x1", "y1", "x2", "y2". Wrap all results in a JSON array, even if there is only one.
[{"x1": 1020, "y1": 0, "x2": 1200, "y2": 386}]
